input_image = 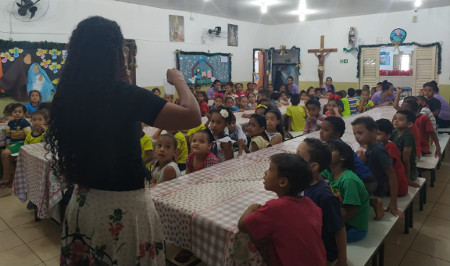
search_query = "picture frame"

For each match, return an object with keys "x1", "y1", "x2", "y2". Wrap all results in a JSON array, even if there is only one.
[
  {"x1": 227, "y1": 24, "x2": 238, "y2": 47},
  {"x1": 169, "y1": 15, "x2": 185, "y2": 42}
]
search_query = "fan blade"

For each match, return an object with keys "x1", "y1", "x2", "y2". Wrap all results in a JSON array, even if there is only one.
[
  {"x1": 29, "y1": 6, "x2": 37, "y2": 18},
  {"x1": 16, "y1": 2, "x2": 24, "y2": 7}
]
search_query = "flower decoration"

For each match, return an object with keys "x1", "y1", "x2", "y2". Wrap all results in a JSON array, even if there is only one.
[
  {"x1": 50, "y1": 49, "x2": 61, "y2": 60},
  {"x1": 220, "y1": 109, "x2": 229, "y2": 119},
  {"x1": 52, "y1": 78, "x2": 60, "y2": 85},
  {"x1": 40, "y1": 59, "x2": 51, "y2": 68},
  {"x1": 0, "y1": 52, "x2": 13, "y2": 63},
  {"x1": 8, "y1": 47, "x2": 23, "y2": 58},
  {"x1": 36, "y1": 49, "x2": 48, "y2": 59},
  {"x1": 49, "y1": 62, "x2": 61, "y2": 73}
]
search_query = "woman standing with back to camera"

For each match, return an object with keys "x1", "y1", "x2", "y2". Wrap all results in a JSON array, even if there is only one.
[{"x1": 46, "y1": 16, "x2": 200, "y2": 265}]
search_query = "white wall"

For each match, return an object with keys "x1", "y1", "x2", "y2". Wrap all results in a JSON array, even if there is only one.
[
  {"x1": 266, "y1": 6, "x2": 450, "y2": 85},
  {"x1": 0, "y1": 0, "x2": 267, "y2": 87}
]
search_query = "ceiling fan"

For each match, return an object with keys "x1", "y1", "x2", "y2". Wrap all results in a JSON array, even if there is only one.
[{"x1": 12, "y1": 0, "x2": 50, "y2": 22}]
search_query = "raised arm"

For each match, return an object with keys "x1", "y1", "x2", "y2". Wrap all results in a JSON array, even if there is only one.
[
  {"x1": 153, "y1": 69, "x2": 201, "y2": 130},
  {"x1": 393, "y1": 87, "x2": 402, "y2": 110}
]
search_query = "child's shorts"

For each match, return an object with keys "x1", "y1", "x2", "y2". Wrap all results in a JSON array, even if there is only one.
[{"x1": 7, "y1": 142, "x2": 24, "y2": 154}]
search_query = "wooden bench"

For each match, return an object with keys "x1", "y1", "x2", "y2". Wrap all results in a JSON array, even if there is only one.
[
  {"x1": 347, "y1": 177, "x2": 425, "y2": 266},
  {"x1": 437, "y1": 127, "x2": 450, "y2": 134},
  {"x1": 416, "y1": 134, "x2": 450, "y2": 186}
]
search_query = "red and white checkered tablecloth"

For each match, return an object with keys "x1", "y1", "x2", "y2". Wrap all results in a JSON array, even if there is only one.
[{"x1": 13, "y1": 142, "x2": 63, "y2": 219}]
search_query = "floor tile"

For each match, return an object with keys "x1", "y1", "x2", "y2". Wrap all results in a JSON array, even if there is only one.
[
  {"x1": 27, "y1": 232, "x2": 60, "y2": 261},
  {"x1": 0, "y1": 244, "x2": 43, "y2": 266},
  {"x1": 401, "y1": 249, "x2": 450, "y2": 266},
  {"x1": 430, "y1": 203, "x2": 450, "y2": 221},
  {"x1": 385, "y1": 226, "x2": 418, "y2": 249},
  {"x1": 0, "y1": 195, "x2": 28, "y2": 217},
  {"x1": 2, "y1": 207, "x2": 37, "y2": 228},
  {"x1": 420, "y1": 216, "x2": 450, "y2": 239},
  {"x1": 438, "y1": 192, "x2": 450, "y2": 206},
  {"x1": 384, "y1": 242, "x2": 408, "y2": 266},
  {"x1": 0, "y1": 188, "x2": 12, "y2": 198},
  {"x1": 44, "y1": 256, "x2": 60, "y2": 266},
  {"x1": 0, "y1": 229, "x2": 24, "y2": 253},
  {"x1": 410, "y1": 231, "x2": 450, "y2": 262},
  {"x1": 12, "y1": 220, "x2": 58, "y2": 243},
  {"x1": 0, "y1": 218, "x2": 9, "y2": 231}
]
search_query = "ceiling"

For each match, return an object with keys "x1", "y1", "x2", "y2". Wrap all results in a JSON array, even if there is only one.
[{"x1": 114, "y1": 0, "x2": 450, "y2": 25}]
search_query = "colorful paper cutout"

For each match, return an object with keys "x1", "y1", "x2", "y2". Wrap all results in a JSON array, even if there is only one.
[
  {"x1": 50, "y1": 49, "x2": 61, "y2": 60},
  {"x1": 49, "y1": 62, "x2": 61, "y2": 73},
  {"x1": 8, "y1": 48, "x2": 23, "y2": 58},
  {"x1": 36, "y1": 49, "x2": 48, "y2": 59},
  {"x1": 40, "y1": 59, "x2": 51, "y2": 68}
]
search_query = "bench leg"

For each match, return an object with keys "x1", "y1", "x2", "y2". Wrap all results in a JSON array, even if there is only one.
[
  {"x1": 372, "y1": 251, "x2": 378, "y2": 266},
  {"x1": 404, "y1": 206, "x2": 410, "y2": 234},
  {"x1": 419, "y1": 181, "x2": 426, "y2": 211},
  {"x1": 431, "y1": 170, "x2": 436, "y2": 187},
  {"x1": 409, "y1": 202, "x2": 414, "y2": 228},
  {"x1": 379, "y1": 242, "x2": 385, "y2": 266}
]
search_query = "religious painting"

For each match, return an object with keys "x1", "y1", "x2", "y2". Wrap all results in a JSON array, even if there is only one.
[
  {"x1": 176, "y1": 51, "x2": 232, "y2": 85},
  {"x1": 228, "y1": 24, "x2": 238, "y2": 47},
  {"x1": 169, "y1": 15, "x2": 185, "y2": 42}
]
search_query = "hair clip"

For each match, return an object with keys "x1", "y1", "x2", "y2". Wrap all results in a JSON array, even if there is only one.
[
  {"x1": 256, "y1": 104, "x2": 268, "y2": 109},
  {"x1": 219, "y1": 109, "x2": 229, "y2": 119}
]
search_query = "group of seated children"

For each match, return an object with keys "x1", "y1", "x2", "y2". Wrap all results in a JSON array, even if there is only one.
[{"x1": 0, "y1": 90, "x2": 51, "y2": 188}]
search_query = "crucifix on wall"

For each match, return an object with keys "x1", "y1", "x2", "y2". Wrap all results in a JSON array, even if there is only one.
[{"x1": 308, "y1": 35, "x2": 337, "y2": 87}]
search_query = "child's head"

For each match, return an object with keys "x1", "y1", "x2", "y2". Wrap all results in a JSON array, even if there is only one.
[
  {"x1": 190, "y1": 130, "x2": 214, "y2": 155},
  {"x1": 235, "y1": 83, "x2": 244, "y2": 93},
  {"x1": 320, "y1": 88, "x2": 326, "y2": 95},
  {"x1": 214, "y1": 95, "x2": 224, "y2": 107},
  {"x1": 347, "y1": 88, "x2": 356, "y2": 97},
  {"x1": 265, "y1": 109, "x2": 284, "y2": 135},
  {"x1": 296, "y1": 138, "x2": 331, "y2": 173},
  {"x1": 194, "y1": 85, "x2": 201, "y2": 94},
  {"x1": 29, "y1": 90, "x2": 41, "y2": 104},
  {"x1": 239, "y1": 96, "x2": 249, "y2": 107},
  {"x1": 209, "y1": 107, "x2": 234, "y2": 136},
  {"x1": 370, "y1": 87, "x2": 377, "y2": 96},
  {"x1": 152, "y1": 88, "x2": 161, "y2": 96},
  {"x1": 3, "y1": 103, "x2": 15, "y2": 117},
  {"x1": 228, "y1": 115, "x2": 237, "y2": 133},
  {"x1": 164, "y1": 94, "x2": 174, "y2": 103},
  {"x1": 267, "y1": 84, "x2": 274, "y2": 93},
  {"x1": 225, "y1": 82, "x2": 234, "y2": 93},
  {"x1": 306, "y1": 99, "x2": 321, "y2": 118},
  {"x1": 376, "y1": 82, "x2": 383, "y2": 91},
  {"x1": 381, "y1": 80, "x2": 394, "y2": 95},
  {"x1": 327, "y1": 97, "x2": 343, "y2": 114},
  {"x1": 351, "y1": 117, "x2": 378, "y2": 146},
  {"x1": 257, "y1": 89, "x2": 270, "y2": 100},
  {"x1": 423, "y1": 81, "x2": 439, "y2": 99},
  {"x1": 417, "y1": 96, "x2": 427, "y2": 107},
  {"x1": 314, "y1": 87, "x2": 321, "y2": 96},
  {"x1": 375, "y1": 118, "x2": 393, "y2": 144},
  {"x1": 265, "y1": 153, "x2": 312, "y2": 197},
  {"x1": 362, "y1": 84, "x2": 370, "y2": 91},
  {"x1": 31, "y1": 110, "x2": 48, "y2": 129},
  {"x1": 392, "y1": 110, "x2": 415, "y2": 130},
  {"x1": 306, "y1": 86, "x2": 315, "y2": 96},
  {"x1": 246, "y1": 82, "x2": 253, "y2": 90},
  {"x1": 10, "y1": 103, "x2": 26, "y2": 120},
  {"x1": 225, "y1": 96, "x2": 235, "y2": 108},
  {"x1": 248, "y1": 92, "x2": 256, "y2": 103},
  {"x1": 279, "y1": 84, "x2": 287, "y2": 92},
  {"x1": 248, "y1": 114, "x2": 266, "y2": 137},
  {"x1": 361, "y1": 88, "x2": 370, "y2": 101},
  {"x1": 290, "y1": 93, "x2": 300, "y2": 106},
  {"x1": 279, "y1": 92, "x2": 288, "y2": 101},
  {"x1": 326, "y1": 139, "x2": 354, "y2": 170},
  {"x1": 320, "y1": 116, "x2": 345, "y2": 141},
  {"x1": 401, "y1": 98, "x2": 419, "y2": 114},
  {"x1": 196, "y1": 91, "x2": 207, "y2": 103},
  {"x1": 255, "y1": 103, "x2": 269, "y2": 115},
  {"x1": 37, "y1": 102, "x2": 52, "y2": 120},
  {"x1": 336, "y1": 90, "x2": 347, "y2": 98},
  {"x1": 212, "y1": 80, "x2": 221, "y2": 91},
  {"x1": 270, "y1": 92, "x2": 280, "y2": 101},
  {"x1": 155, "y1": 134, "x2": 178, "y2": 163}
]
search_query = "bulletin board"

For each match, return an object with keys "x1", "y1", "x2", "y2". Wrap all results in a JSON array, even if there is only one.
[{"x1": 176, "y1": 50, "x2": 232, "y2": 85}]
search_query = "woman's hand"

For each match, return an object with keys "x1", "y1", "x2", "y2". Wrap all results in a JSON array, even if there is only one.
[{"x1": 166, "y1": 68, "x2": 185, "y2": 85}]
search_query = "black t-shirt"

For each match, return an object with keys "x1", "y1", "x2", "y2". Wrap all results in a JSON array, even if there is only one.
[
  {"x1": 365, "y1": 142, "x2": 392, "y2": 196},
  {"x1": 76, "y1": 82, "x2": 167, "y2": 191}
]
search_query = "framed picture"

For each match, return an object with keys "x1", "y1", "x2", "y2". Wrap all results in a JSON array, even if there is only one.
[
  {"x1": 227, "y1": 24, "x2": 238, "y2": 47},
  {"x1": 169, "y1": 15, "x2": 184, "y2": 42}
]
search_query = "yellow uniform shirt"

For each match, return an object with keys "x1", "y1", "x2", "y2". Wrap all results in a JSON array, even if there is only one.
[
  {"x1": 140, "y1": 133, "x2": 153, "y2": 169},
  {"x1": 356, "y1": 100, "x2": 374, "y2": 113},
  {"x1": 286, "y1": 105, "x2": 307, "y2": 131},
  {"x1": 24, "y1": 131, "x2": 45, "y2": 145},
  {"x1": 174, "y1": 131, "x2": 188, "y2": 164}
]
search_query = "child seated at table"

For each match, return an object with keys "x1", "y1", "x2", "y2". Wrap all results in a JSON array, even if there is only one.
[
  {"x1": 417, "y1": 96, "x2": 437, "y2": 130},
  {"x1": 375, "y1": 119, "x2": 409, "y2": 196},
  {"x1": 248, "y1": 92, "x2": 257, "y2": 109},
  {"x1": 235, "y1": 83, "x2": 246, "y2": 98},
  {"x1": 304, "y1": 99, "x2": 325, "y2": 134},
  {"x1": 241, "y1": 114, "x2": 269, "y2": 153},
  {"x1": 0, "y1": 103, "x2": 31, "y2": 188},
  {"x1": 25, "y1": 90, "x2": 41, "y2": 118},
  {"x1": 391, "y1": 110, "x2": 421, "y2": 187},
  {"x1": 236, "y1": 95, "x2": 251, "y2": 112},
  {"x1": 325, "y1": 95, "x2": 343, "y2": 117},
  {"x1": 166, "y1": 129, "x2": 188, "y2": 171},
  {"x1": 322, "y1": 139, "x2": 370, "y2": 243},
  {"x1": 356, "y1": 87, "x2": 374, "y2": 114},
  {"x1": 225, "y1": 96, "x2": 239, "y2": 112},
  {"x1": 238, "y1": 153, "x2": 326, "y2": 266},
  {"x1": 211, "y1": 95, "x2": 224, "y2": 110},
  {"x1": 0, "y1": 103, "x2": 14, "y2": 123},
  {"x1": 285, "y1": 94, "x2": 307, "y2": 132},
  {"x1": 297, "y1": 138, "x2": 347, "y2": 264},
  {"x1": 196, "y1": 91, "x2": 209, "y2": 117},
  {"x1": 336, "y1": 91, "x2": 350, "y2": 117},
  {"x1": 150, "y1": 134, "x2": 180, "y2": 187},
  {"x1": 265, "y1": 109, "x2": 284, "y2": 146},
  {"x1": 351, "y1": 117, "x2": 402, "y2": 220},
  {"x1": 185, "y1": 130, "x2": 220, "y2": 174},
  {"x1": 347, "y1": 88, "x2": 358, "y2": 115},
  {"x1": 278, "y1": 91, "x2": 290, "y2": 106},
  {"x1": 209, "y1": 107, "x2": 235, "y2": 162},
  {"x1": 227, "y1": 115, "x2": 247, "y2": 151}
]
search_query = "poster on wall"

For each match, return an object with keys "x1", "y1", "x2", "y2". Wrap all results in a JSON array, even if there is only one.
[
  {"x1": 227, "y1": 24, "x2": 238, "y2": 47},
  {"x1": 380, "y1": 51, "x2": 390, "y2": 66},
  {"x1": 176, "y1": 51, "x2": 232, "y2": 85},
  {"x1": 169, "y1": 15, "x2": 185, "y2": 42}
]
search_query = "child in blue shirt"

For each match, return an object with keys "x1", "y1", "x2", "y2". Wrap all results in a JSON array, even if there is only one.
[{"x1": 25, "y1": 90, "x2": 41, "y2": 118}]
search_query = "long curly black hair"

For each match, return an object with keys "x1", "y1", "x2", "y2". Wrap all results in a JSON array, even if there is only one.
[{"x1": 46, "y1": 16, "x2": 128, "y2": 183}]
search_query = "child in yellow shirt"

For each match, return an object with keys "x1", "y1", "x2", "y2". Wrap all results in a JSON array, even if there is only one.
[{"x1": 286, "y1": 94, "x2": 307, "y2": 131}]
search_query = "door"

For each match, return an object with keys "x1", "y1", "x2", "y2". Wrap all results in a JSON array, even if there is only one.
[
  {"x1": 412, "y1": 46, "x2": 438, "y2": 95},
  {"x1": 253, "y1": 49, "x2": 268, "y2": 90},
  {"x1": 359, "y1": 47, "x2": 380, "y2": 89}
]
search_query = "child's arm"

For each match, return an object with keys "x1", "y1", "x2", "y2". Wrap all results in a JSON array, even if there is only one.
[
  {"x1": 221, "y1": 141, "x2": 234, "y2": 160},
  {"x1": 238, "y1": 203, "x2": 261, "y2": 233},
  {"x1": 335, "y1": 227, "x2": 348, "y2": 266},
  {"x1": 384, "y1": 165, "x2": 403, "y2": 217},
  {"x1": 250, "y1": 141, "x2": 260, "y2": 152},
  {"x1": 152, "y1": 129, "x2": 163, "y2": 140},
  {"x1": 162, "y1": 166, "x2": 177, "y2": 182},
  {"x1": 402, "y1": 147, "x2": 412, "y2": 182},
  {"x1": 143, "y1": 150, "x2": 154, "y2": 165},
  {"x1": 285, "y1": 116, "x2": 292, "y2": 131},
  {"x1": 393, "y1": 87, "x2": 402, "y2": 110},
  {"x1": 430, "y1": 131, "x2": 442, "y2": 159},
  {"x1": 357, "y1": 101, "x2": 364, "y2": 113},
  {"x1": 341, "y1": 205, "x2": 358, "y2": 221},
  {"x1": 269, "y1": 133, "x2": 282, "y2": 146},
  {"x1": 25, "y1": 111, "x2": 31, "y2": 118},
  {"x1": 237, "y1": 139, "x2": 245, "y2": 156}
]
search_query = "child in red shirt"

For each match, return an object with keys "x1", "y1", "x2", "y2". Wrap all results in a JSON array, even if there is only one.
[
  {"x1": 238, "y1": 153, "x2": 326, "y2": 266},
  {"x1": 375, "y1": 119, "x2": 408, "y2": 196},
  {"x1": 196, "y1": 91, "x2": 209, "y2": 117}
]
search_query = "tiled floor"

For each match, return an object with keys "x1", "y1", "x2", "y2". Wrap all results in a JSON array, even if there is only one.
[{"x1": 0, "y1": 144, "x2": 449, "y2": 266}]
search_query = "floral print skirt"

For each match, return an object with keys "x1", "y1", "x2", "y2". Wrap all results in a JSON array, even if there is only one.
[{"x1": 61, "y1": 186, "x2": 165, "y2": 266}]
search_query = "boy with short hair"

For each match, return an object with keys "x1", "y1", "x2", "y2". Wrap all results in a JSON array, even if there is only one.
[
  {"x1": 347, "y1": 88, "x2": 358, "y2": 115},
  {"x1": 417, "y1": 96, "x2": 437, "y2": 131},
  {"x1": 238, "y1": 153, "x2": 326, "y2": 266},
  {"x1": 352, "y1": 117, "x2": 402, "y2": 220},
  {"x1": 304, "y1": 99, "x2": 325, "y2": 134},
  {"x1": 356, "y1": 88, "x2": 374, "y2": 113},
  {"x1": 391, "y1": 110, "x2": 420, "y2": 186},
  {"x1": 297, "y1": 138, "x2": 347, "y2": 266},
  {"x1": 375, "y1": 119, "x2": 409, "y2": 195},
  {"x1": 285, "y1": 94, "x2": 307, "y2": 132}
]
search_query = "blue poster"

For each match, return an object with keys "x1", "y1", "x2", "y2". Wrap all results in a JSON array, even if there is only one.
[{"x1": 176, "y1": 52, "x2": 232, "y2": 85}]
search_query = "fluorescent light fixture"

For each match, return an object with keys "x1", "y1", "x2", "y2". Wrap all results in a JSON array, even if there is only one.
[
  {"x1": 261, "y1": 3, "x2": 268, "y2": 13},
  {"x1": 414, "y1": 0, "x2": 422, "y2": 7},
  {"x1": 299, "y1": 14, "x2": 305, "y2": 21}
]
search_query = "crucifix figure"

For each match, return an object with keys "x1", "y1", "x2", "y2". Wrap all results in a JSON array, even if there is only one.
[{"x1": 308, "y1": 35, "x2": 337, "y2": 87}]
